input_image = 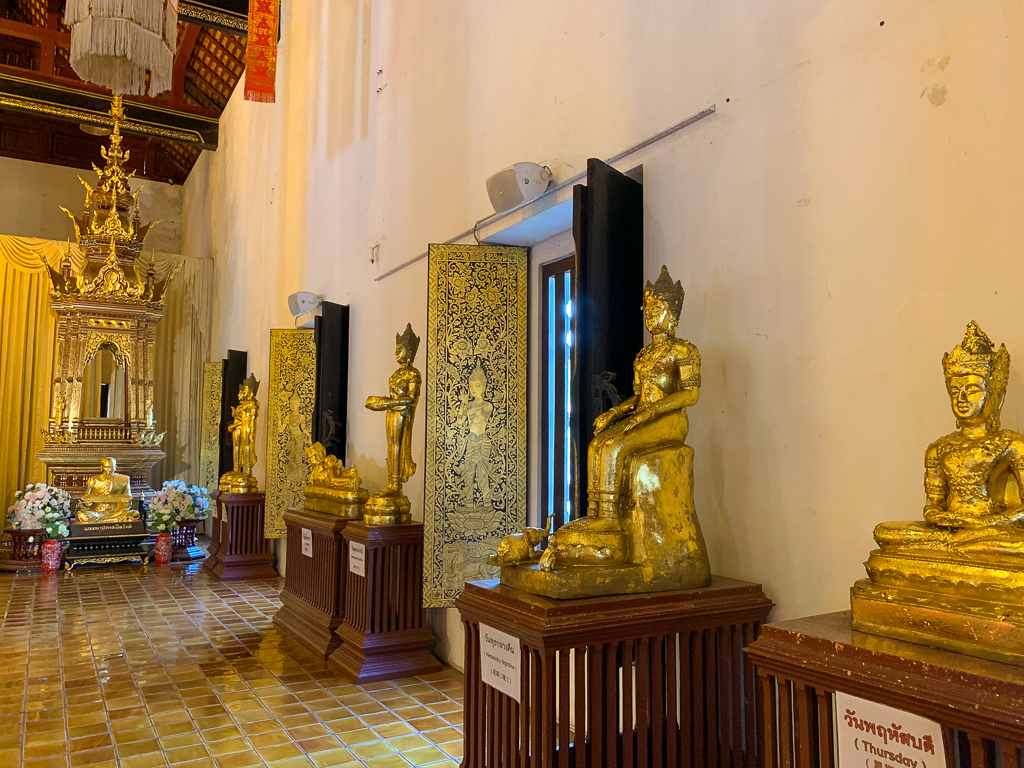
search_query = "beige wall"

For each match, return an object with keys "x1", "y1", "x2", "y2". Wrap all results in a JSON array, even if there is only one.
[
  {"x1": 182, "y1": 0, "x2": 1024, "y2": 667},
  {"x1": 0, "y1": 155, "x2": 183, "y2": 254}
]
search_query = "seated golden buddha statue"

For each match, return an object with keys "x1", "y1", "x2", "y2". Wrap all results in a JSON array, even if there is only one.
[
  {"x1": 76, "y1": 457, "x2": 139, "y2": 524},
  {"x1": 852, "y1": 321, "x2": 1024, "y2": 665},
  {"x1": 304, "y1": 442, "x2": 368, "y2": 519},
  {"x1": 496, "y1": 266, "x2": 712, "y2": 599}
]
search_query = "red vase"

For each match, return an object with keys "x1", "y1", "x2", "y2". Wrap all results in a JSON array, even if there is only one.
[
  {"x1": 155, "y1": 532, "x2": 172, "y2": 564},
  {"x1": 41, "y1": 539, "x2": 62, "y2": 573}
]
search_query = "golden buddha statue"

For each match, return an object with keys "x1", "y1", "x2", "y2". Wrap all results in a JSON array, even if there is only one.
[
  {"x1": 497, "y1": 266, "x2": 711, "y2": 599},
  {"x1": 76, "y1": 457, "x2": 139, "y2": 523},
  {"x1": 219, "y1": 374, "x2": 260, "y2": 493},
  {"x1": 852, "y1": 321, "x2": 1024, "y2": 665},
  {"x1": 363, "y1": 324, "x2": 422, "y2": 525},
  {"x1": 304, "y1": 442, "x2": 369, "y2": 519}
]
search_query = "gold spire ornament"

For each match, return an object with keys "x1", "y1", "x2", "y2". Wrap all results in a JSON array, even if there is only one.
[
  {"x1": 852, "y1": 322, "x2": 1024, "y2": 665},
  {"x1": 494, "y1": 266, "x2": 711, "y2": 598},
  {"x1": 363, "y1": 324, "x2": 422, "y2": 525},
  {"x1": 220, "y1": 375, "x2": 261, "y2": 493},
  {"x1": 38, "y1": 97, "x2": 176, "y2": 500}
]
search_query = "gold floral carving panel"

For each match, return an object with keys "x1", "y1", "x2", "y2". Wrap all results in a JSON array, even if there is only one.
[
  {"x1": 265, "y1": 329, "x2": 316, "y2": 538},
  {"x1": 198, "y1": 362, "x2": 223, "y2": 494},
  {"x1": 424, "y1": 243, "x2": 528, "y2": 607}
]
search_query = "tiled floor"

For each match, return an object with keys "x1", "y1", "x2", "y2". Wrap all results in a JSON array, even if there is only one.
[{"x1": 0, "y1": 563, "x2": 464, "y2": 768}]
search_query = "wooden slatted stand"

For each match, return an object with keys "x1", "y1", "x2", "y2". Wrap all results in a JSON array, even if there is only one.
[
  {"x1": 745, "y1": 611, "x2": 1024, "y2": 768},
  {"x1": 202, "y1": 492, "x2": 277, "y2": 580},
  {"x1": 328, "y1": 522, "x2": 441, "y2": 683},
  {"x1": 273, "y1": 507, "x2": 352, "y2": 659},
  {"x1": 455, "y1": 576, "x2": 773, "y2": 768}
]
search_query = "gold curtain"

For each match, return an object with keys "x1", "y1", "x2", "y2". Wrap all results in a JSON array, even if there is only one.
[
  {"x1": 0, "y1": 236, "x2": 213, "y2": 504},
  {"x1": 0, "y1": 251, "x2": 58, "y2": 506}
]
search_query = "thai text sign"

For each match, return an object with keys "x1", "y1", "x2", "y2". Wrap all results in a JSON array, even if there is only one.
[
  {"x1": 301, "y1": 529, "x2": 312, "y2": 557},
  {"x1": 349, "y1": 542, "x2": 366, "y2": 577},
  {"x1": 836, "y1": 692, "x2": 945, "y2": 768},
  {"x1": 479, "y1": 623, "x2": 520, "y2": 702}
]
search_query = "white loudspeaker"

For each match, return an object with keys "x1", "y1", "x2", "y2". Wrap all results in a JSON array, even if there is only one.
[
  {"x1": 287, "y1": 291, "x2": 321, "y2": 318},
  {"x1": 486, "y1": 162, "x2": 553, "y2": 214}
]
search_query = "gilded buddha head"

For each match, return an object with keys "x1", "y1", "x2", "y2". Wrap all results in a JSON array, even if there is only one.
[
  {"x1": 468, "y1": 365, "x2": 487, "y2": 399},
  {"x1": 643, "y1": 265, "x2": 685, "y2": 336},
  {"x1": 396, "y1": 323, "x2": 421, "y2": 365},
  {"x1": 942, "y1": 321, "x2": 1010, "y2": 430}
]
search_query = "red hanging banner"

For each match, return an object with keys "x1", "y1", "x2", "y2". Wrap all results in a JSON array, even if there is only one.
[{"x1": 244, "y1": 0, "x2": 279, "y2": 103}]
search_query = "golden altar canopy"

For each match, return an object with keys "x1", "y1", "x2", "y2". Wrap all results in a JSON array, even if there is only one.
[{"x1": 37, "y1": 96, "x2": 177, "y2": 498}]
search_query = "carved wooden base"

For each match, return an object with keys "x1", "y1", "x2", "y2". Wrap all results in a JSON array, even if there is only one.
[
  {"x1": 274, "y1": 508, "x2": 352, "y2": 659},
  {"x1": 203, "y1": 492, "x2": 277, "y2": 580},
  {"x1": 0, "y1": 529, "x2": 44, "y2": 573},
  {"x1": 65, "y1": 533, "x2": 150, "y2": 570},
  {"x1": 745, "y1": 611, "x2": 1024, "y2": 768},
  {"x1": 456, "y1": 576, "x2": 774, "y2": 768},
  {"x1": 329, "y1": 522, "x2": 441, "y2": 683},
  {"x1": 170, "y1": 519, "x2": 204, "y2": 562}
]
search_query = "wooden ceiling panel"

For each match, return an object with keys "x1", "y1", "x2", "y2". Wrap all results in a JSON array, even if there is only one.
[{"x1": 0, "y1": 0, "x2": 251, "y2": 182}]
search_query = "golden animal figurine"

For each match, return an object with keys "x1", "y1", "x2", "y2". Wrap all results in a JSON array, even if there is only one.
[
  {"x1": 76, "y1": 457, "x2": 139, "y2": 523},
  {"x1": 497, "y1": 266, "x2": 711, "y2": 599},
  {"x1": 363, "y1": 324, "x2": 422, "y2": 525},
  {"x1": 220, "y1": 374, "x2": 261, "y2": 493},
  {"x1": 304, "y1": 442, "x2": 369, "y2": 519},
  {"x1": 487, "y1": 515, "x2": 554, "y2": 566},
  {"x1": 852, "y1": 321, "x2": 1024, "y2": 665}
]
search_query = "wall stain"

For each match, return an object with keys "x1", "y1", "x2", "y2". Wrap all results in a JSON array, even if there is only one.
[
  {"x1": 921, "y1": 55, "x2": 951, "y2": 74},
  {"x1": 921, "y1": 84, "x2": 948, "y2": 106}
]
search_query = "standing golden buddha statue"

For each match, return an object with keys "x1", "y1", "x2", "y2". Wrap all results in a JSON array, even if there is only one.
[
  {"x1": 220, "y1": 374, "x2": 261, "y2": 493},
  {"x1": 495, "y1": 266, "x2": 711, "y2": 598},
  {"x1": 363, "y1": 324, "x2": 422, "y2": 525},
  {"x1": 852, "y1": 322, "x2": 1024, "y2": 665}
]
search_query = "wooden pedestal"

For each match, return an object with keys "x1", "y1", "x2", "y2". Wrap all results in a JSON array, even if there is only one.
[
  {"x1": 274, "y1": 507, "x2": 352, "y2": 659},
  {"x1": 202, "y1": 492, "x2": 277, "y2": 580},
  {"x1": 328, "y1": 522, "x2": 441, "y2": 683},
  {"x1": 456, "y1": 576, "x2": 774, "y2": 768},
  {"x1": 170, "y1": 519, "x2": 204, "y2": 561},
  {"x1": 0, "y1": 529, "x2": 44, "y2": 573},
  {"x1": 745, "y1": 611, "x2": 1024, "y2": 768}
]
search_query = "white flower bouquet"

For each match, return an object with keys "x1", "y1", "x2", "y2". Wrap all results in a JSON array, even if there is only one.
[
  {"x1": 6, "y1": 483, "x2": 72, "y2": 539},
  {"x1": 148, "y1": 480, "x2": 210, "y2": 533}
]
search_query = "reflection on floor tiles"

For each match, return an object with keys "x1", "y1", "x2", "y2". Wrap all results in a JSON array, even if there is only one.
[{"x1": 0, "y1": 564, "x2": 463, "y2": 767}]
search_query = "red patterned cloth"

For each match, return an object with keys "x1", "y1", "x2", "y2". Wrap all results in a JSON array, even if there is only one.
[{"x1": 245, "y1": 0, "x2": 279, "y2": 103}]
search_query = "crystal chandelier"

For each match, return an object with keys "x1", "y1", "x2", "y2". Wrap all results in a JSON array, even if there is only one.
[{"x1": 64, "y1": 0, "x2": 178, "y2": 96}]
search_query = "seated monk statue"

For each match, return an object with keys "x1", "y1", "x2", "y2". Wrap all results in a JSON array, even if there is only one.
[
  {"x1": 76, "y1": 457, "x2": 139, "y2": 523},
  {"x1": 494, "y1": 266, "x2": 711, "y2": 599},
  {"x1": 852, "y1": 322, "x2": 1024, "y2": 665},
  {"x1": 304, "y1": 442, "x2": 368, "y2": 519}
]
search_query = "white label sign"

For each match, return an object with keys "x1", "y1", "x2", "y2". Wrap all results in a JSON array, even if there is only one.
[
  {"x1": 301, "y1": 528, "x2": 313, "y2": 557},
  {"x1": 349, "y1": 542, "x2": 366, "y2": 577},
  {"x1": 479, "y1": 623, "x2": 520, "y2": 702},
  {"x1": 836, "y1": 692, "x2": 945, "y2": 768}
]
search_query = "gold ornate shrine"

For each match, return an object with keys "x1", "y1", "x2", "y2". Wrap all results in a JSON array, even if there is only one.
[
  {"x1": 852, "y1": 322, "x2": 1024, "y2": 665},
  {"x1": 37, "y1": 96, "x2": 177, "y2": 498}
]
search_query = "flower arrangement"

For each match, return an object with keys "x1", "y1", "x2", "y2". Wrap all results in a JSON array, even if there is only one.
[
  {"x1": 6, "y1": 483, "x2": 72, "y2": 539},
  {"x1": 148, "y1": 480, "x2": 210, "y2": 533}
]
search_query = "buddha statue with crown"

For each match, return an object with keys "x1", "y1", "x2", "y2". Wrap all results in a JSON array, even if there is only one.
[
  {"x1": 852, "y1": 322, "x2": 1024, "y2": 665},
  {"x1": 496, "y1": 266, "x2": 711, "y2": 599},
  {"x1": 362, "y1": 324, "x2": 422, "y2": 525},
  {"x1": 220, "y1": 374, "x2": 261, "y2": 493}
]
